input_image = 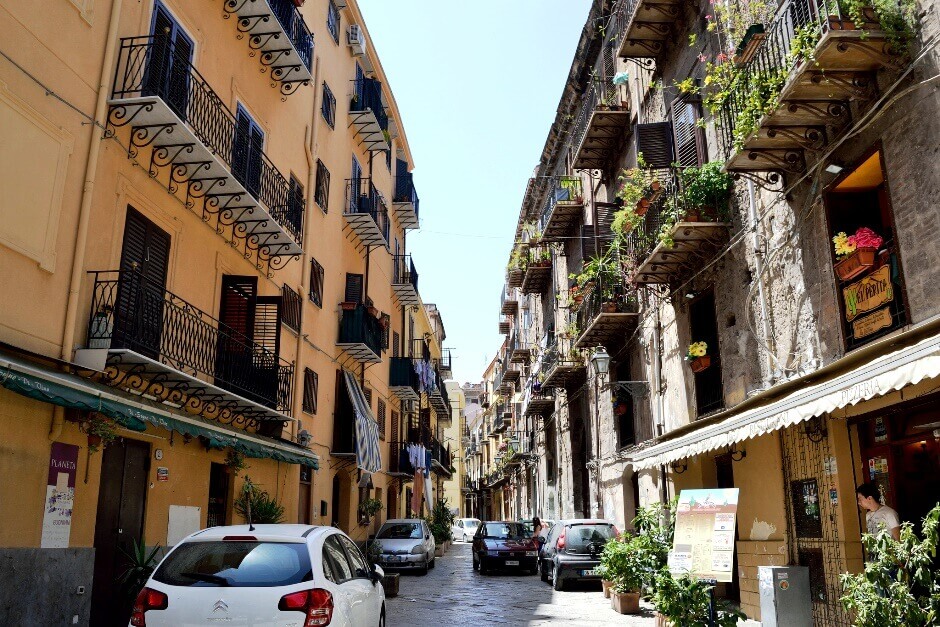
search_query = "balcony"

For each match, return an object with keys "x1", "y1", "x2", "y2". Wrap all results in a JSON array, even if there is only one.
[
  {"x1": 349, "y1": 77, "x2": 390, "y2": 151},
  {"x1": 574, "y1": 280, "x2": 641, "y2": 349},
  {"x1": 628, "y1": 170, "x2": 729, "y2": 285},
  {"x1": 521, "y1": 244, "x2": 553, "y2": 295},
  {"x1": 389, "y1": 356, "x2": 420, "y2": 402},
  {"x1": 493, "y1": 409, "x2": 509, "y2": 434},
  {"x1": 484, "y1": 467, "x2": 508, "y2": 488},
  {"x1": 393, "y1": 174, "x2": 420, "y2": 230},
  {"x1": 532, "y1": 176, "x2": 586, "y2": 242},
  {"x1": 78, "y1": 271, "x2": 293, "y2": 426},
  {"x1": 428, "y1": 365, "x2": 450, "y2": 418},
  {"x1": 571, "y1": 79, "x2": 633, "y2": 170},
  {"x1": 430, "y1": 437, "x2": 452, "y2": 476},
  {"x1": 391, "y1": 254, "x2": 419, "y2": 306},
  {"x1": 613, "y1": 0, "x2": 683, "y2": 59},
  {"x1": 500, "y1": 286, "x2": 518, "y2": 316},
  {"x1": 508, "y1": 332, "x2": 531, "y2": 364},
  {"x1": 388, "y1": 441, "x2": 415, "y2": 478},
  {"x1": 107, "y1": 37, "x2": 304, "y2": 273},
  {"x1": 525, "y1": 386, "x2": 556, "y2": 417},
  {"x1": 344, "y1": 178, "x2": 390, "y2": 249},
  {"x1": 498, "y1": 315, "x2": 511, "y2": 335},
  {"x1": 716, "y1": 0, "x2": 907, "y2": 173},
  {"x1": 336, "y1": 304, "x2": 383, "y2": 363},
  {"x1": 222, "y1": 0, "x2": 313, "y2": 95},
  {"x1": 542, "y1": 340, "x2": 585, "y2": 388},
  {"x1": 438, "y1": 349, "x2": 453, "y2": 379}
]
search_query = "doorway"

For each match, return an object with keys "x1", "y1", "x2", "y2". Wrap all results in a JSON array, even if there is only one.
[
  {"x1": 207, "y1": 462, "x2": 230, "y2": 528},
  {"x1": 715, "y1": 453, "x2": 740, "y2": 603},
  {"x1": 90, "y1": 438, "x2": 150, "y2": 627}
]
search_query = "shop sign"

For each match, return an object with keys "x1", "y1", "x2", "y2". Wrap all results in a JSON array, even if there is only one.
[
  {"x1": 843, "y1": 266, "x2": 892, "y2": 321},
  {"x1": 40, "y1": 442, "x2": 79, "y2": 548},
  {"x1": 156, "y1": 467, "x2": 169, "y2": 482},
  {"x1": 669, "y1": 488, "x2": 739, "y2": 583},
  {"x1": 852, "y1": 307, "x2": 893, "y2": 339},
  {"x1": 874, "y1": 416, "x2": 888, "y2": 442},
  {"x1": 790, "y1": 479, "x2": 822, "y2": 538}
]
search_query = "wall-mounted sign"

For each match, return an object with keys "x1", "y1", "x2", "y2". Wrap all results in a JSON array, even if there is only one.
[
  {"x1": 852, "y1": 307, "x2": 894, "y2": 339},
  {"x1": 40, "y1": 442, "x2": 79, "y2": 548},
  {"x1": 843, "y1": 265, "x2": 893, "y2": 321},
  {"x1": 156, "y1": 467, "x2": 169, "y2": 482},
  {"x1": 790, "y1": 479, "x2": 822, "y2": 539},
  {"x1": 669, "y1": 488, "x2": 739, "y2": 582}
]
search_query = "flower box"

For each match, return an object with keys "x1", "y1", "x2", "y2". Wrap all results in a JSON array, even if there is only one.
[
  {"x1": 611, "y1": 591, "x2": 641, "y2": 614},
  {"x1": 689, "y1": 355, "x2": 711, "y2": 373},
  {"x1": 834, "y1": 247, "x2": 878, "y2": 281}
]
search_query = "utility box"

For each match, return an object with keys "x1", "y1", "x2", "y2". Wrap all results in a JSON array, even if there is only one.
[{"x1": 758, "y1": 565, "x2": 813, "y2": 627}]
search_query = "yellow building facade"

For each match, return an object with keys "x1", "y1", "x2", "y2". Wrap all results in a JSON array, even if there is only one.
[{"x1": 0, "y1": 0, "x2": 449, "y2": 623}]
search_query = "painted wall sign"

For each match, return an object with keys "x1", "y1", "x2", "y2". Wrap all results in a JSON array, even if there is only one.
[
  {"x1": 156, "y1": 467, "x2": 169, "y2": 482},
  {"x1": 40, "y1": 442, "x2": 79, "y2": 548},
  {"x1": 852, "y1": 306, "x2": 893, "y2": 339},
  {"x1": 843, "y1": 265, "x2": 893, "y2": 321},
  {"x1": 669, "y1": 488, "x2": 739, "y2": 582}
]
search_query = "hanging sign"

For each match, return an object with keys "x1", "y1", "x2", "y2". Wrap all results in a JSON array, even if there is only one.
[
  {"x1": 843, "y1": 265, "x2": 893, "y2": 321},
  {"x1": 852, "y1": 307, "x2": 893, "y2": 339},
  {"x1": 669, "y1": 488, "x2": 739, "y2": 582},
  {"x1": 40, "y1": 442, "x2": 79, "y2": 548}
]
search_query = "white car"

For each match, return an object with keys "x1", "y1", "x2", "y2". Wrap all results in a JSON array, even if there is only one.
[
  {"x1": 130, "y1": 524, "x2": 386, "y2": 627},
  {"x1": 373, "y1": 519, "x2": 436, "y2": 574},
  {"x1": 451, "y1": 518, "x2": 481, "y2": 542}
]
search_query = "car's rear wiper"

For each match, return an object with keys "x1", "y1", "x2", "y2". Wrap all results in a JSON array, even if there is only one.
[{"x1": 181, "y1": 572, "x2": 231, "y2": 586}]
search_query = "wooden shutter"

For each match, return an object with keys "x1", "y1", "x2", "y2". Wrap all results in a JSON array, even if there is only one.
[
  {"x1": 391, "y1": 410, "x2": 400, "y2": 443},
  {"x1": 302, "y1": 368, "x2": 318, "y2": 414},
  {"x1": 344, "y1": 273, "x2": 363, "y2": 303},
  {"x1": 309, "y1": 258, "x2": 324, "y2": 307},
  {"x1": 381, "y1": 313, "x2": 390, "y2": 350},
  {"x1": 281, "y1": 285, "x2": 301, "y2": 332},
  {"x1": 377, "y1": 399, "x2": 386, "y2": 439},
  {"x1": 671, "y1": 97, "x2": 706, "y2": 167},
  {"x1": 392, "y1": 331, "x2": 400, "y2": 357},
  {"x1": 635, "y1": 122, "x2": 675, "y2": 168},
  {"x1": 219, "y1": 276, "x2": 257, "y2": 341},
  {"x1": 595, "y1": 203, "x2": 616, "y2": 246},
  {"x1": 254, "y1": 295, "x2": 281, "y2": 359},
  {"x1": 315, "y1": 160, "x2": 330, "y2": 211},
  {"x1": 363, "y1": 387, "x2": 372, "y2": 409},
  {"x1": 580, "y1": 224, "x2": 597, "y2": 262}
]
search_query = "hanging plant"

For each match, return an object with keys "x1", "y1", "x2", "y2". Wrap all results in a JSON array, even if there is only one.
[
  {"x1": 81, "y1": 413, "x2": 118, "y2": 453},
  {"x1": 224, "y1": 448, "x2": 249, "y2": 476}
]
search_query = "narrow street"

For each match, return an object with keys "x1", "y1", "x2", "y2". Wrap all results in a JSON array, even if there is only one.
[{"x1": 387, "y1": 542, "x2": 655, "y2": 626}]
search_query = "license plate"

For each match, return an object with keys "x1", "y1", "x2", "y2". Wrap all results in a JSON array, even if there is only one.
[
  {"x1": 387, "y1": 555, "x2": 400, "y2": 562},
  {"x1": 582, "y1": 569, "x2": 597, "y2": 576},
  {"x1": 505, "y1": 560, "x2": 519, "y2": 566}
]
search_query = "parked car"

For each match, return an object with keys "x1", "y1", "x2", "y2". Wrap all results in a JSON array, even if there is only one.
[
  {"x1": 130, "y1": 524, "x2": 385, "y2": 627},
  {"x1": 451, "y1": 517, "x2": 481, "y2": 542},
  {"x1": 471, "y1": 521, "x2": 539, "y2": 574},
  {"x1": 372, "y1": 518, "x2": 436, "y2": 574},
  {"x1": 539, "y1": 519, "x2": 619, "y2": 591}
]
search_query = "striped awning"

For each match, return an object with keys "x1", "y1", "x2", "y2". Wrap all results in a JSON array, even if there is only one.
[{"x1": 343, "y1": 370, "x2": 382, "y2": 473}]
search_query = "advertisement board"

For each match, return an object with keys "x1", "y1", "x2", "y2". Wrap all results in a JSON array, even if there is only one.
[{"x1": 669, "y1": 488, "x2": 740, "y2": 582}]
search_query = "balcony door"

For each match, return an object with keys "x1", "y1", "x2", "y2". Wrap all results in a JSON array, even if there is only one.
[
  {"x1": 114, "y1": 207, "x2": 170, "y2": 360},
  {"x1": 233, "y1": 105, "x2": 264, "y2": 199},
  {"x1": 146, "y1": 3, "x2": 193, "y2": 119},
  {"x1": 350, "y1": 156, "x2": 363, "y2": 213}
]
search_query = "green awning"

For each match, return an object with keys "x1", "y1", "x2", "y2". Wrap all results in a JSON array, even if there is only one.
[{"x1": 0, "y1": 353, "x2": 318, "y2": 469}]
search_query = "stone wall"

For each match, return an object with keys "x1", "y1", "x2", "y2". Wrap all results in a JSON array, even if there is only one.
[{"x1": 0, "y1": 548, "x2": 95, "y2": 624}]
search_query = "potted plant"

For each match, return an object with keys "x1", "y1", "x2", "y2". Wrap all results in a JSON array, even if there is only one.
[
  {"x1": 832, "y1": 227, "x2": 883, "y2": 281},
  {"x1": 600, "y1": 537, "x2": 645, "y2": 614},
  {"x1": 654, "y1": 572, "x2": 745, "y2": 626},
  {"x1": 234, "y1": 477, "x2": 285, "y2": 524},
  {"x1": 359, "y1": 497, "x2": 383, "y2": 525},
  {"x1": 686, "y1": 341, "x2": 711, "y2": 372},
  {"x1": 558, "y1": 177, "x2": 583, "y2": 203},
  {"x1": 677, "y1": 161, "x2": 732, "y2": 217},
  {"x1": 81, "y1": 413, "x2": 118, "y2": 453},
  {"x1": 340, "y1": 301, "x2": 357, "y2": 311},
  {"x1": 117, "y1": 536, "x2": 163, "y2": 608},
  {"x1": 224, "y1": 448, "x2": 249, "y2": 477}
]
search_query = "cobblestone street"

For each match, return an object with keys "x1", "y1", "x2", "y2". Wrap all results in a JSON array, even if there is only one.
[{"x1": 386, "y1": 542, "x2": 657, "y2": 626}]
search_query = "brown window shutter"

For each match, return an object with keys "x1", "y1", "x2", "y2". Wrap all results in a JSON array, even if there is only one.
[
  {"x1": 302, "y1": 368, "x2": 318, "y2": 414},
  {"x1": 635, "y1": 122, "x2": 675, "y2": 168},
  {"x1": 580, "y1": 224, "x2": 597, "y2": 262},
  {"x1": 344, "y1": 273, "x2": 363, "y2": 303},
  {"x1": 671, "y1": 97, "x2": 706, "y2": 167}
]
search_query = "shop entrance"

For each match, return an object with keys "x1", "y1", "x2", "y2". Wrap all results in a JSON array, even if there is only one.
[
  {"x1": 90, "y1": 438, "x2": 150, "y2": 627},
  {"x1": 855, "y1": 398, "x2": 940, "y2": 528},
  {"x1": 207, "y1": 462, "x2": 230, "y2": 527}
]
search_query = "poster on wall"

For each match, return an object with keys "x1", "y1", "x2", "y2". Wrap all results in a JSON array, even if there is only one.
[
  {"x1": 669, "y1": 488, "x2": 740, "y2": 582},
  {"x1": 40, "y1": 442, "x2": 79, "y2": 548}
]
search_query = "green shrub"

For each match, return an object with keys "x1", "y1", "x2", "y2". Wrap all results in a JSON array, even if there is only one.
[{"x1": 234, "y1": 477, "x2": 285, "y2": 524}]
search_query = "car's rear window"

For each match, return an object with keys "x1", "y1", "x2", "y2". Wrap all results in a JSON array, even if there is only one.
[
  {"x1": 377, "y1": 523, "x2": 423, "y2": 539},
  {"x1": 153, "y1": 541, "x2": 313, "y2": 587},
  {"x1": 482, "y1": 523, "x2": 528, "y2": 539},
  {"x1": 565, "y1": 524, "x2": 616, "y2": 551}
]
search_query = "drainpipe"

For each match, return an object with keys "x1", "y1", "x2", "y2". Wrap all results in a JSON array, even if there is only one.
[
  {"x1": 747, "y1": 179, "x2": 776, "y2": 387},
  {"x1": 651, "y1": 296, "x2": 668, "y2": 505},
  {"x1": 51, "y1": 0, "x2": 123, "y2": 441},
  {"x1": 294, "y1": 55, "x2": 324, "y2": 443}
]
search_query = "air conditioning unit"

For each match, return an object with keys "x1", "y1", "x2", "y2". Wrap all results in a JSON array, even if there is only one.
[{"x1": 347, "y1": 24, "x2": 366, "y2": 56}]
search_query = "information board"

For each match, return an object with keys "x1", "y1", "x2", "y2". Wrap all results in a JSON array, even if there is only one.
[{"x1": 669, "y1": 488, "x2": 740, "y2": 582}]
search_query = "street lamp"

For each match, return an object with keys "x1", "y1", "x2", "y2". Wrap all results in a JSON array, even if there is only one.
[{"x1": 589, "y1": 346, "x2": 610, "y2": 519}]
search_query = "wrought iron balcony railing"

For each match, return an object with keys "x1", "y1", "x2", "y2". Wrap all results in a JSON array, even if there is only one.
[
  {"x1": 571, "y1": 78, "x2": 632, "y2": 171},
  {"x1": 430, "y1": 437, "x2": 452, "y2": 474},
  {"x1": 574, "y1": 277, "x2": 641, "y2": 349},
  {"x1": 389, "y1": 441, "x2": 415, "y2": 476},
  {"x1": 533, "y1": 175, "x2": 585, "y2": 240},
  {"x1": 542, "y1": 339, "x2": 585, "y2": 387},
  {"x1": 389, "y1": 356, "x2": 420, "y2": 401},
  {"x1": 266, "y1": 0, "x2": 314, "y2": 70},
  {"x1": 85, "y1": 271, "x2": 293, "y2": 414},
  {"x1": 392, "y1": 254, "x2": 419, "y2": 306},
  {"x1": 393, "y1": 173, "x2": 420, "y2": 229},
  {"x1": 500, "y1": 285, "x2": 518, "y2": 316},
  {"x1": 349, "y1": 77, "x2": 389, "y2": 151},
  {"x1": 344, "y1": 178, "x2": 390, "y2": 247},
  {"x1": 337, "y1": 303, "x2": 383, "y2": 362},
  {"x1": 110, "y1": 37, "x2": 305, "y2": 247}
]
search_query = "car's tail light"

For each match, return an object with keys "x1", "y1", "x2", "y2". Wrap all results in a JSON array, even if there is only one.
[
  {"x1": 279, "y1": 588, "x2": 334, "y2": 626},
  {"x1": 223, "y1": 535, "x2": 258, "y2": 541},
  {"x1": 130, "y1": 587, "x2": 168, "y2": 627},
  {"x1": 557, "y1": 529, "x2": 566, "y2": 550}
]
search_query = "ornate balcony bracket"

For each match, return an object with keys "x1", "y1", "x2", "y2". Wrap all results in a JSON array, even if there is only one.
[{"x1": 602, "y1": 380, "x2": 650, "y2": 399}]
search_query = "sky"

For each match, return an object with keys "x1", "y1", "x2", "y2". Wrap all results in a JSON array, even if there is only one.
[{"x1": 358, "y1": 0, "x2": 590, "y2": 385}]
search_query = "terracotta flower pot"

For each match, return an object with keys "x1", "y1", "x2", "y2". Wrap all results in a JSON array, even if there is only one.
[
  {"x1": 611, "y1": 590, "x2": 641, "y2": 614},
  {"x1": 656, "y1": 612, "x2": 674, "y2": 627},
  {"x1": 602, "y1": 579, "x2": 613, "y2": 598},
  {"x1": 636, "y1": 198, "x2": 651, "y2": 216},
  {"x1": 367, "y1": 306, "x2": 379, "y2": 318},
  {"x1": 602, "y1": 302, "x2": 618, "y2": 313},
  {"x1": 87, "y1": 434, "x2": 102, "y2": 448},
  {"x1": 689, "y1": 355, "x2": 712, "y2": 373},
  {"x1": 340, "y1": 301, "x2": 357, "y2": 311},
  {"x1": 834, "y1": 247, "x2": 878, "y2": 281}
]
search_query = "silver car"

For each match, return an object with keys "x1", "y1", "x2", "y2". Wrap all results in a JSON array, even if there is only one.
[
  {"x1": 452, "y1": 517, "x2": 481, "y2": 542},
  {"x1": 373, "y1": 518, "x2": 436, "y2": 574}
]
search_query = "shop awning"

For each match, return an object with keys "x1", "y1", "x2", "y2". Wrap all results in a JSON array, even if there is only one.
[
  {"x1": 630, "y1": 332, "x2": 940, "y2": 470},
  {"x1": 342, "y1": 370, "x2": 382, "y2": 473},
  {"x1": 0, "y1": 352, "x2": 318, "y2": 468}
]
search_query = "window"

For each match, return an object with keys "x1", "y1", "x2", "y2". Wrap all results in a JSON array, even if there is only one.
[
  {"x1": 392, "y1": 331, "x2": 400, "y2": 357},
  {"x1": 338, "y1": 535, "x2": 371, "y2": 579},
  {"x1": 326, "y1": 0, "x2": 340, "y2": 44},
  {"x1": 314, "y1": 160, "x2": 330, "y2": 212},
  {"x1": 377, "y1": 399, "x2": 386, "y2": 440},
  {"x1": 233, "y1": 105, "x2": 264, "y2": 198},
  {"x1": 689, "y1": 290, "x2": 724, "y2": 416},
  {"x1": 363, "y1": 387, "x2": 372, "y2": 408},
  {"x1": 153, "y1": 541, "x2": 313, "y2": 587},
  {"x1": 321, "y1": 82, "x2": 336, "y2": 129},
  {"x1": 281, "y1": 285, "x2": 302, "y2": 333},
  {"x1": 322, "y1": 535, "x2": 353, "y2": 582},
  {"x1": 302, "y1": 368, "x2": 318, "y2": 414},
  {"x1": 671, "y1": 96, "x2": 706, "y2": 167},
  {"x1": 344, "y1": 273, "x2": 363, "y2": 303},
  {"x1": 308, "y1": 258, "x2": 324, "y2": 308},
  {"x1": 287, "y1": 175, "x2": 304, "y2": 237},
  {"x1": 381, "y1": 313, "x2": 390, "y2": 350}
]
